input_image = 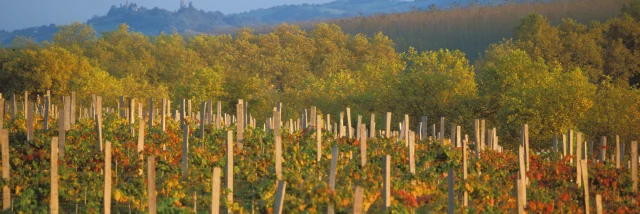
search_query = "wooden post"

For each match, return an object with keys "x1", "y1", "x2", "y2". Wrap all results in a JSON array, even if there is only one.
[
  {"x1": 236, "y1": 100, "x2": 244, "y2": 149},
  {"x1": 317, "y1": 115, "x2": 322, "y2": 163},
  {"x1": 616, "y1": 135, "x2": 621, "y2": 169},
  {"x1": 385, "y1": 112, "x2": 391, "y2": 138},
  {"x1": 440, "y1": 117, "x2": 445, "y2": 145},
  {"x1": 462, "y1": 132, "x2": 468, "y2": 207},
  {"x1": 182, "y1": 125, "x2": 189, "y2": 178},
  {"x1": 581, "y1": 160, "x2": 590, "y2": 213},
  {"x1": 104, "y1": 141, "x2": 112, "y2": 214},
  {"x1": 474, "y1": 119, "x2": 480, "y2": 158},
  {"x1": 328, "y1": 145, "x2": 338, "y2": 214},
  {"x1": 180, "y1": 99, "x2": 186, "y2": 126},
  {"x1": 600, "y1": 136, "x2": 607, "y2": 162},
  {"x1": 216, "y1": 101, "x2": 222, "y2": 129},
  {"x1": 129, "y1": 98, "x2": 136, "y2": 125},
  {"x1": 95, "y1": 100, "x2": 103, "y2": 152},
  {"x1": 356, "y1": 115, "x2": 362, "y2": 139},
  {"x1": 370, "y1": 113, "x2": 375, "y2": 139},
  {"x1": 27, "y1": 102, "x2": 33, "y2": 142},
  {"x1": 382, "y1": 155, "x2": 391, "y2": 211},
  {"x1": 432, "y1": 124, "x2": 436, "y2": 140},
  {"x1": 275, "y1": 111, "x2": 282, "y2": 180},
  {"x1": 346, "y1": 107, "x2": 352, "y2": 138},
  {"x1": 595, "y1": 194, "x2": 602, "y2": 214},
  {"x1": 568, "y1": 130, "x2": 574, "y2": 164},
  {"x1": 447, "y1": 167, "x2": 455, "y2": 214},
  {"x1": 361, "y1": 124, "x2": 368, "y2": 167},
  {"x1": 200, "y1": 102, "x2": 206, "y2": 139},
  {"x1": 522, "y1": 124, "x2": 529, "y2": 171},
  {"x1": 404, "y1": 114, "x2": 410, "y2": 147},
  {"x1": 50, "y1": 137, "x2": 59, "y2": 214},
  {"x1": 138, "y1": 108, "x2": 145, "y2": 153},
  {"x1": 516, "y1": 178, "x2": 525, "y2": 214},
  {"x1": 64, "y1": 96, "x2": 71, "y2": 131},
  {"x1": 518, "y1": 145, "x2": 526, "y2": 205},
  {"x1": 421, "y1": 116, "x2": 427, "y2": 141},
  {"x1": 211, "y1": 167, "x2": 221, "y2": 214},
  {"x1": 225, "y1": 130, "x2": 234, "y2": 212},
  {"x1": 149, "y1": 98, "x2": 154, "y2": 128},
  {"x1": 147, "y1": 156, "x2": 157, "y2": 214},
  {"x1": 310, "y1": 106, "x2": 316, "y2": 130},
  {"x1": 1, "y1": 129, "x2": 10, "y2": 211},
  {"x1": 23, "y1": 91, "x2": 28, "y2": 117},
  {"x1": 10, "y1": 94, "x2": 15, "y2": 120},
  {"x1": 59, "y1": 107, "x2": 66, "y2": 158},
  {"x1": 562, "y1": 134, "x2": 567, "y2": 157},
  {"x1": 480, "y1": 119, "x2": 486, "y2": 151},
  {"x1": 577, "y1": 132, "x2": 583, "y2": 187},
  {"x1": 409, "y1": 131, "x2": 415, "y2": 174},
  {"x1": 632, "y1": 141, "x2": 637, "y2": 193},
  {"x1": 456, "y1": 126, "x2": 461, "y2": 148},
  {"x1": 43, "y1": 96, "x2": 49, "y2": 130},
  {"x1": 273, "y1": 180, "x2": 287, "y2": 214},
  {"x1": 353, "y1": 186, "x2": 364, "y2": 214},
  {"x1": 161, "y1": 98, "x2": 167, "y2": 132}
]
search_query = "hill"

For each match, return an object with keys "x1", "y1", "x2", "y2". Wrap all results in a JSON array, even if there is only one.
[
  {"x1": 0, "y1": 0, "x2": 495, "y2": 44},
  {"x1": 325, "y1": 0, "x2": 627, "y2": 58}
]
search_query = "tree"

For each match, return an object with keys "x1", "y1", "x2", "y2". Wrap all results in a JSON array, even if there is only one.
[
  {"x1": 394, "y1": 47, "x2": 477, "y2": 128},
  {"x1": 477, "y1": 42, "x2": 595, "y2": 148}
]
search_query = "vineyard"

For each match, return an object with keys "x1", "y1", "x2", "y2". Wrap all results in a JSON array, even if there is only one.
[{"x1": 0, "y1": 93, "x2": 638, "y2": 214}]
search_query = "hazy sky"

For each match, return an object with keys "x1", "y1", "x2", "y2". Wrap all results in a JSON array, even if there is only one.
[{"x1": 0, "y1": 0, "x2": 333, "y2": 31}]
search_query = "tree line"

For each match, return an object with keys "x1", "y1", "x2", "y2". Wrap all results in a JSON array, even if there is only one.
[{"x1": 1, "y1": 6, "x2": 640, "y2": 148}]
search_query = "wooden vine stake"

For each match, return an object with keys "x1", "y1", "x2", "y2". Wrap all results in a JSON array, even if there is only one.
[
  {"x1": 182, "y1": 125, "x2": 189, "y2": 178},
  {"x1": 596, "y1": 194, "x2": 602, "y2": 214},
  {"x1": 518, "y1": 145, "x2": 527, "y2": 206},
  {"x1": 26, "y1": 102, "x2": 33, "y2": 142},
  {"x1": 447, "y1": 167, "x2": 455, "y2": 214},
  {"x1": 95, "y1": 98, "x2": 103, "y2": 152},
  {"x1": 462, "y1": 133, "x2": 468, "y2": 207},
  {"x1": 273, "y1": 180, "x2": 287, "y2": 214},
  {"x1": 104, "y1": 141, "x2": 112, "y2": 214},
  {"x1": 317, "y1": 114, "x2": 322, "y2": 163},
  {"x1": 616, "y1": 135, "x2": 620, "y2": 169},
  {"x1": 50, "y1": 136, "x2": 59, "y2": 214},
  {"x1": 147, "y1": 156, "x2": 157, "y2": 214},
  {"x1": 236, "y1": 100, "x2": 244, "y2": 149},
  {"x1": 409, "y1": 131, "x2": 415, "y2": 174},
  {"x1": 2, "y1": 129, "x2": 10, "y2": 211},
  {"x1": 211, "y1": 167, "x2": 221, "y2": 214},
  {"x1": 385, "y1": 112, "x2": 391, "y2": 138},
  {"x1": 328, "y1": 146, "x2": 338, "y2": 214},
  {"x1": 632, "y1": 141, "x2": 638, "y2": 193},
  {"x1": 382, "y1": 155, "x2": 391, "y2": 211},
  {"x1": 370, "y1": 113, "x2": 375, "y2": 139},
  {"x1": 581, "y1": 160, "x2": 590, "y2": 213},
  {"x1": 275, "y1": 109, "x2": 282, "y2": 180},
  {"x1": 58, "y1": 107, "x2": 66, "y2": 158},
  {"x1": 346, "y1": 107, "x2": 352, "y2": 138},
  {"x1": 440, "y1": 117, "x2": 445, "y2": 145},
  {"x1": 225, "y1": 130, "x2": 234, "y2": 213},
  {"x1": 353, "y1": 186, "x2": 364, "y2": 214},
  {"x1": 361, "y1": 124, "x2": 367, "y2": 167},
  {"x1": 516, "y1": 178, "x2": 524, "y2": 214},
  {"x1": 138, "y1": 104, "x2": 145, "y2": 154},
  {"x1": 576, "y1": 132, "x2": 583, "y2": 187}
]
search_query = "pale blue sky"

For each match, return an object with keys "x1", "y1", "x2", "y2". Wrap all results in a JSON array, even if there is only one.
[{"x1": 0, "y1": 0, "x2": 333, "y2": 31}]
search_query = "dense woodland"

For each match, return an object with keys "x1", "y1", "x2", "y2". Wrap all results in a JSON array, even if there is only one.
[{"x1": 2, "y1": 2, "x2": 640, "y2": 149}]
